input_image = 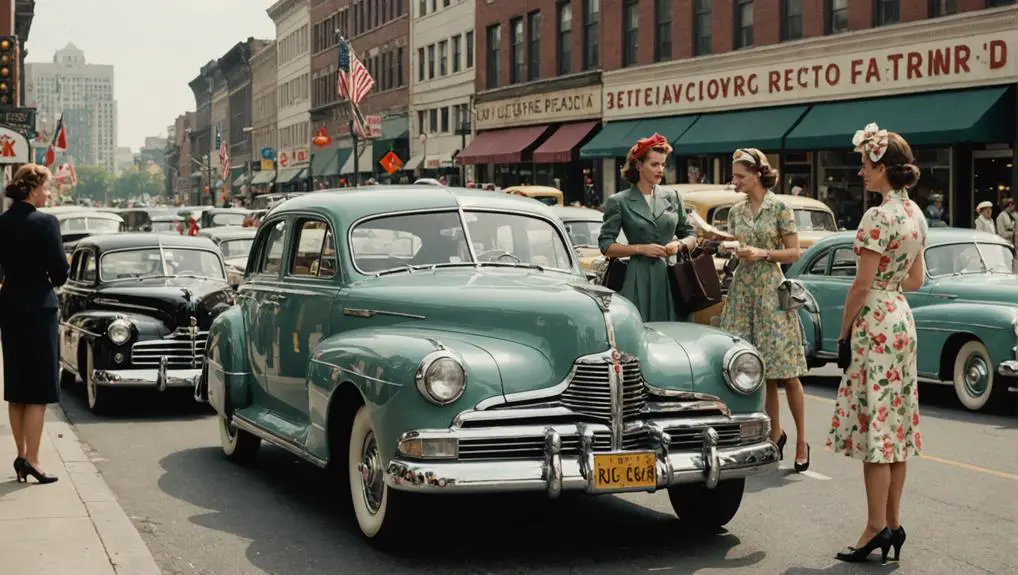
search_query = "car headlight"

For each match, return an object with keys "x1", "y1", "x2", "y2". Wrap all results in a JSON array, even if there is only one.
[
  {"x1": 415, "y1": 351, "x2": 466, "y2": 405},
  {"x1": 723, "y1": 347, "x2": 764, "y2": 395},
  {"x1": 107, "y1": 319, "x2": 132, "y2": 345},
  {"x1": 1012, "y1": 318, "x2": 1018, "y2": 336}
]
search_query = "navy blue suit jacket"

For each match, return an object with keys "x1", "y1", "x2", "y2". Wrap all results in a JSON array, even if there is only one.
[{"x1": 0, "y1": 201, "x2": 69, "y2": 311}]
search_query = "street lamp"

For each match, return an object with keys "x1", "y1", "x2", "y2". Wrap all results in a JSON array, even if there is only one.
[
  {"x1": 242, "y1": 126, "x2": 254, "y2": 201},
  {"x1": 455, "y1": 113, "x2": 471, "y2": 186},
  {"x1": 418, "y1": 133, "x2": 427, "y2": 178}
]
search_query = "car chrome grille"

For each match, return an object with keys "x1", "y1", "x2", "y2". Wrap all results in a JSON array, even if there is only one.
[
  {"x1": 131, "y1": 329, "x2": 209, "y2": 369},
  {"x1": 560, "y1": 359, "x2": 646, "y2": 422}
]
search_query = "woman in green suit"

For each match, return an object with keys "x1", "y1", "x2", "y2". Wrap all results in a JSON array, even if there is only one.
[{"x1": 597, "y1": 133, "x2": 699, "y2": 322}]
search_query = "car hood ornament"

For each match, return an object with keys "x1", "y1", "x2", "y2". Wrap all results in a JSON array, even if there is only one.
[{"x1": 571, "y1": 283, "x2": 613, "y2": 312}]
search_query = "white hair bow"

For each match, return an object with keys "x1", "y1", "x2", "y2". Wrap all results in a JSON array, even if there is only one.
[{"x1": 852, "y1": 122, "x2": 889, "y2": 163}]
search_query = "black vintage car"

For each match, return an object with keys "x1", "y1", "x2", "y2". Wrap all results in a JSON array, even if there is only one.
[
  {"x1": 58, "y1": 233, "x2": 235, "y2": 413},
  {"x1": 41, "y1": 207, "x2": 125, "y2": 254}
]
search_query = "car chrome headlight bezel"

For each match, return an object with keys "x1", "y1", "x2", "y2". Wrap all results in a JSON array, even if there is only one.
[
  {"x1": 1012, "y1": 318, "x2": 1018, "y2": 336},
  {"x1": 415, "y1": 350, "x2": 466, "y2": 405},
  {"x1": 722, "y1": 347, "x2": 764, "y2": 395},
  {"x1": 107, "y1": 319, "x2": 133, "y2": 345}
]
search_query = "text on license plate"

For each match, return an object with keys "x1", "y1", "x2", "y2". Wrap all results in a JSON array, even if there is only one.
[{"x1": 592, "y1": 451, "x2": 657, "y2": 491}]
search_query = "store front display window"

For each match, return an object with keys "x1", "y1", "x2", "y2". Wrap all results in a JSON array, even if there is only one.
[
  {"x1": 911, "y1": 149, "x2": 951, "y2": 228},
  {"x1": 972, "y1": 151, "x2": 1014, "y2": 226}
]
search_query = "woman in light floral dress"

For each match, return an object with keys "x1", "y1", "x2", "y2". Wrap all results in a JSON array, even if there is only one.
[
  {"x1": 720, "y1": 148, "x2": 810, "y2": 471},
  {"x1": 829, "y1": 124, "x2": 927, "y2": 564}
]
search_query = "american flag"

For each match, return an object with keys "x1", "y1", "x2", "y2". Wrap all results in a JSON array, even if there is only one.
[
  {"x1": 337, "y1": 38, "x2": 374, "y2": 106},
  {"x1": 216, "y1": 128, "x2": 229, "y2": 182}
]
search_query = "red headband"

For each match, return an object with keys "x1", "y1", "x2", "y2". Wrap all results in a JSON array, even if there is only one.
[{"x1": 629, "y1": 133, "x2": 672, "y2": 160}]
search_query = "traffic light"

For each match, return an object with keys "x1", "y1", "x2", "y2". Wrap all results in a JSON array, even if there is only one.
[{"x1": 0, "y1": 36, "x2": 18, "y2": 107}]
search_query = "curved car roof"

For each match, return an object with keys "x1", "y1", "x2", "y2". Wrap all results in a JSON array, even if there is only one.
[
  {"x1": 41, "y1": 207, "x2": 124, "y2": 221},
  {"x1": 678, "y1": 188, "x2": 832, "y2": 211},
  {"x1": 805, "y1": 227, "x2": 1011, "y2": 252},
  {"x1": 199, "y1": 227, "x2": 258, "y2": 240},
  {"x1": 75, "y1": 232, "x2": 220, "y2": 253},
  {"x1": 549, "y1": 205, "x2": 604, "y2": 221},
  {"x1": 276, "y1": 185, "x2": 562, "y2": 223}
]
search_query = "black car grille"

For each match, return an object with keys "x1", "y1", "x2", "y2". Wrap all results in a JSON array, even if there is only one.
[
  {"x1": 131, "y1": 330, "x2": 209, "y2": 369},
  {"x1": 560, "y1": 359, "x2": 646, "y2": 421}
]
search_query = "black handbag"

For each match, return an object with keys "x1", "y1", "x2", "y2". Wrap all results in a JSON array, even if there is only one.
[
  {"x1": 668, "y1": 247, "x2": 723, "y2": 314},
  {"x1": 837, "y1": 337, "x2": 852, "y2": 370},
  {"x1": 598, "y1": 258, "x2": 628, "y2": 292}
]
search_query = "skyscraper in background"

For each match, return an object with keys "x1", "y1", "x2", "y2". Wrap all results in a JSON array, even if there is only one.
[{"x1": 24, "y1": 43, "x2": 118, "y2": 173}]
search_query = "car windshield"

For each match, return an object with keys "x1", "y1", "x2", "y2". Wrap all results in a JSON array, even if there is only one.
[
  {"x1": 150, "y1": 220, "x2": 179, "y2": 232},
  {"x1": 220, "y1": 239, "x2": 254, "y2": 259},
  {"x1": 794, "y1": 209, "x2": 838, "y2": 232},
  {"x1": 100, "y1": 248, "x2": 226, "y2": 281},
  {"x1": 563, "y1": 220, "x2": 627, "y2": 247},
  {"x1": 925, "y1": 242, "x2": 1015, "y2": 277},
  {"x1": 60, "y1": 217, "x2": 121, "y2": 233},
  {"x1": 211, "y1": 213, "x2": 247, "y2": 226},
  {"x1": 351, "y1": 210, "x2": 573, "y2": 274}
]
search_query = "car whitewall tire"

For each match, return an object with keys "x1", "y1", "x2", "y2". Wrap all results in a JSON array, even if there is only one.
[
  {"x1": 953, "y1": 340, "x2": 996, "y2": 411},
  {"x1": 84, "y1": 346, "x2": 111, "y2": 414},
  {"x1": 218, "y1": 412, "x2": 260, "y2": 463},
  {"x1": 348, "y1": 405, "x2": 406, "y2": 540}
]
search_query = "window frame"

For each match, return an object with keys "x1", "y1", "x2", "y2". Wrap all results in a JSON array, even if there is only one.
[
  {"x1": 250, "y1": 216, "x2": 290, "y2": 280},
  {"x1": 557, "y1": 2, "x2": 573, "y2": 76},
  {"x1": 874, "y1": 0, "x2": 900, "y2": 27},
  {"x1": 734, "y1": 0, "x2": 754, "y2": 50},
  {"x1": 827, "y1": 0, "x2": 849, "y2": 34},
  {"x1": 654, "y1": 0, "x2": 672, "y2": 62},
  {"x1": 582, "y1": 0, "x2": 598, "y2": 70},
  {"x1": 781, "y1": 0, "x2": 803, "y2": 41},
  {"x1": 286, "y1": 217, "x2": 340, "y2": 282},
  {"x1": 622, "y1": 0, "x2": 639, "y2": 67},
  {"x1": 510, "y1": 16, "x2": 525, "y2": 83},
  {"x1": 485, "y1": 24, "x2": 500, "y2": 88},
  {"x1": 527, "y1": 10, "x2": 542, "y2": 81},
  {"x1": 693, "y1": 0, "x2": 712, "y2": 56}
]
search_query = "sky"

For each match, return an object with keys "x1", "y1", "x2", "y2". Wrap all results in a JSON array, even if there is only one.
[{"x1": 27, "y1": 0, "x2": 277, "y2": 151}]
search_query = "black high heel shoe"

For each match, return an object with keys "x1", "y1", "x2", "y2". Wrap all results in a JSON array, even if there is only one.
[
  {"x1": 835, "y1": 528, "x2": 893, "y2": 563},
  {"x1": 13, "y1": 457, "x2": 26, "y2": 482},
  {"x1": 794, "y1": 444, "x2": 811, "y2": 473},
  {"x1": 889, "y1": 526, "x2": 906, "y2": 561},
  {"x1": 17, "y1": 460, "x2": 58, "y2": 485},
  {"x1": 774, "y1": 431, "x2": 787, "y2": 460}
]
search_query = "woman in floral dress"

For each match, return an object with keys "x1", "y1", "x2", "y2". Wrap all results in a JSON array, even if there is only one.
[
  {"x1": 829, "y1": 124, "x2": 926, "y2": 563},
  {"x1": 720, "y1": 148, "x2": 810, "y2": 471}
]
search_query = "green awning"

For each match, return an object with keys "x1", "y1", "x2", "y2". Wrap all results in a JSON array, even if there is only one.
[
  {"x1": 310, "y1": 148, "x2": 340, "y2": 177},
  {"x1": 380, "y1": 115, "x2": 409, "y2": 140},
  {"x1": 580, "y1": 116, "x2": 698, "y2": 158},
  {"x1": 784, "y1": 87, "x2": 1013, "y2": 150},
  {"x1": 326, "y1": 149, "x2": 351, "y2": 176},
  {"x1": 671, "y1": 105, "x2": 809, "y2": 156},
  {"x1": 277, "y1": 167, "x2": 305, "y2": 183},
  {"x1": 250, "y1": 170, "x2": 275, "y2": 185},
  {"x1": 232, "y1": 173, "x2": 249, "y2": 188}
]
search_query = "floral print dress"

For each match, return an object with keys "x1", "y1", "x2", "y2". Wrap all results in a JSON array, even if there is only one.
[
  {"x1": 720, "y1": 192, "x2": 808, "y2": 380},
  {"x1": 827, "y1": 190, "x2": 926, "y2": 463}
]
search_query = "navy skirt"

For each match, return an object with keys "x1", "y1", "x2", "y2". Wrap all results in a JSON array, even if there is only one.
[{"x1": 1, "y1": 308, "x2": 60, "y2": 404}]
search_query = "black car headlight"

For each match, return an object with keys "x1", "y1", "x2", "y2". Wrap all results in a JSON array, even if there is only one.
[{"x1": 107, "y1": 319, "x2": 133, "y2": 345}]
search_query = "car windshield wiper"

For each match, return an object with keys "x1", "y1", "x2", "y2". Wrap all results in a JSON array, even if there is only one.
[
  {"x1": 374, "y1": 263, "x2": 476, "y2": 277},
  {"x1": 476, "y1": 261, "x2": 546, "y2": 271}
]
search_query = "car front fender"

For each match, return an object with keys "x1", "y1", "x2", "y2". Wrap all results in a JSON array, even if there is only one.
[{"x1": 204, "y1": 305, "x2": 248, "y2": 415}]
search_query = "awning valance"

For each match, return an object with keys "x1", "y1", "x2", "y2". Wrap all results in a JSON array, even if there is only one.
[
  {"x1": 249, "y1": 170, "x2": 275, "y2": 185},
  {"x1": 533, "y1": 121, "x2": 600, "y2": 164},
  {"x1": 455, "y1": 125, "x2": 550, "y2": 164},
  {"x1": 671, "y1": 105, "x2": 809, "y2": 156}
]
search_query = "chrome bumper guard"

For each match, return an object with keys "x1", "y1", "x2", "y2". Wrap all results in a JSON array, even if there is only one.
[
  {"x1": 385, "y1": 415, "x2": 779, "y2": 496},
  {"x1": 1000, "y1": 360, "x2": 1018, "y2": 392},
  {"x1": 93, "y1": 356, "x2": 202, "y2": 392}
]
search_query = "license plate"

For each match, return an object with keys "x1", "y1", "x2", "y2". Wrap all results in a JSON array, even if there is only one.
[{"x1": 592, "y1": 451, "x2": 657, "y2": 491}]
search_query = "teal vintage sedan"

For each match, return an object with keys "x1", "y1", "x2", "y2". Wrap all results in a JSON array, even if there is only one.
[
  {"x1": 788, "y1": 228, "x2": 1018, "y2": 412},
  {"x1": 194, "y1": 186, "x2": 778, "y2": 541}
]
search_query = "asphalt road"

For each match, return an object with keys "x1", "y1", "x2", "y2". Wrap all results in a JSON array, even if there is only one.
[{"x1": 58, "y1": 373, "x2": 1017, "y2": 575}]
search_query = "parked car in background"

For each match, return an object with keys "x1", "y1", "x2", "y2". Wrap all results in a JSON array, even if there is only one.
[
  {"x1": 196, "y1": 185, "x2": 777, "y2": 542},
  {"x1": 787, "y1": 228, "x2": 1018, "y2": 412},
  {"x1": 149, "y1": 213, "x2": 184, "y2": 234},
  {"x1": 199, "y1": 227, "x2": 257, "y2": 288},
  {"x1": 58, "y1": 233, "x2": 235, "y2": 414},
  {"x1": 111, "y1": 207, "x2": 180, "y2": 232},
  {"x1": 502, "y1": 185, "x2": 565, "y2": 206},
  {"x1": 197, "y1": 207, "x2": 255, "y2": 229},
  {"x1": 549, "y1": 205, "x2": 626, "y2": 276},
  {"x1": 41, "y1": 207, "x2": 125, "y2": 255}
]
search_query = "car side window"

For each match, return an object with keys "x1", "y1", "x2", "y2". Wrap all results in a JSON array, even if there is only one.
[
  {"x1": 806, "y1": 249, "x2": 829, "y2": 275},
  {"x1": 710, "y1": 206, "x2": 731, "y2": 230},
  {"x1": 830, "y1": 247, "x2": 857, "y2": 277},
  {"x1": 257, "y1": 220, "x2": 287, "y2": 275},
  {"x1": 79, "y1": 251, "x2": 97, "y2": 283},
  {"x1": 289, "y1": 219, "x2": 336, "y2": 279}
]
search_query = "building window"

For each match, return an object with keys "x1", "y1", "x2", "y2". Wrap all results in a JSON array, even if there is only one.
[
  {"x1": 557, "y1": 2, "x2": 572, "y2": 75},
  {"x1": 782, "y1": 0, "x2": 802, "y2": 40},
  {"x1": 427, "y1": 44, "x2": 435, "y2": 78},
  {"x1": 929, "y1": 0, "x2": 955, "y2": 15},
  {"x1": 623, "y1": 0, "x2": 638, "y2": 67},
  {"x1": 694, "y1": 0, "x2": 711, "y2": 56},
  {"x1": 429, "y1": 109, "x2": 438, "y2": 132},
  {"x1": 510, "y1": 18, "x2": 525, "y2": 83},
  {"x1": 735, "y1": 0, "x2": 753, "y2": 49},
  {"x1": 528, "y1": 11, "x2": 541, "y2": 81},
  {"x1": 387, "y1": 50, "x2": 395, "y2": 89},
  {"x1": 466, "y1": 31, "x2": 475, "y2": 68},
  {"x1": 417, "y1": 47, "x2": 425, "y2": 81},
  {"x1": 485, "y1": 24, "x2": 500, "y2": 88},
  {"x1": 582, "y1": 0, "x2": 599, "y2": 70},
  {"x1": 654, "y1": 0, "x2": 671, "y2": 62},
  {"x1": 417, "y1": 110, "x2": 425, "y2": 136},
  {"x1": 439, "y1": 39, "x2": 448, "y2": 76},
  {"x1": 441, "y1": 107, "x2": 449, "y2": 132},
  {"x1": 875, "y1": 0, "x2": 899, "y2": 26},
  {"x1": 418, "y1": 0, "x2": 426, "y2": 16},
  {"x1": 986, "y1": 0, "x2": 1014, "y2": 7},
  {"x1": 398, "y1": 46, "x2": 405, "y2": 86},
  {"x1": 452, "y1": 34, "x2": 462, "y2": 73},
  {"x1": 827, "y1": 0, "x2": 849, "y2": 34}
]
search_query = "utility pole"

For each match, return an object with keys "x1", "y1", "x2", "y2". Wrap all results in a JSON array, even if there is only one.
[
  {"x1": 350, "y1": 115, "x2": 359, "y2": 187},
  {"x1": 206, "y1": 84, "x2": 214, "y2": 206}
]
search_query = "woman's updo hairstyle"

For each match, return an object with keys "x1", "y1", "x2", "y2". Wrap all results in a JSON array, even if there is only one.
[
  {"x1": 732, "y1": 148, "x2": 778, "y2": 189},
  {"x1": 5, "y1": 163, "x2": 51, "y2": 201},
  {"x1": 621, "y1": 133, "x2": 672, "y2": 185},
  {"x1": 852, "y1": 123, "x2": 919, "y2": 189}
]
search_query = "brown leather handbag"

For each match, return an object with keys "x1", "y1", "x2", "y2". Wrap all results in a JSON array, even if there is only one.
[{"x1": 668, "y1": 247, "x2": 723, "y2": 314}]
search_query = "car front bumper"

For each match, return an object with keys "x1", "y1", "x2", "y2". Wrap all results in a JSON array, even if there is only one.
[
  {"x1": 385, "y1": 414, "x2": 779, "y2": 497},
  {"x1": 92, "y1": 363, "x2": 202, "y2": 392},
  {"x1": 998, "y1": 360, "x2": 1018, "y2": 392}
]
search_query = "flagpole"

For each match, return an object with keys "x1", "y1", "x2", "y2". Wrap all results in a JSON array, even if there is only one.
[{"x1": 340, "y1": 36, "x2": 363, "y2": 187}]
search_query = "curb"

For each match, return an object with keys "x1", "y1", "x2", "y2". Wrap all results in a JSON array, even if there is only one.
[{"x1": 47, "y1": 406, "x2": 162, "y2": 575}]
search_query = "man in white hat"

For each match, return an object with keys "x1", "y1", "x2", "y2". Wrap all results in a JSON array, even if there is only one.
[
  {"x1": 996, "y1": 198, "x2": 1015, "y2": 239},
  {"x1": 975, "y1": 201, "x2": 995, "y2": 234}
]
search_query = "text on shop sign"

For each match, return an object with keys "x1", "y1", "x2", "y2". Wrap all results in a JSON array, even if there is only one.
[
  {"x1": 605, "y1": 32, "x2": 1015, "y2": 117},
  {"x1": 475, "y1": 86, "x2": 601, "y2": 129}
]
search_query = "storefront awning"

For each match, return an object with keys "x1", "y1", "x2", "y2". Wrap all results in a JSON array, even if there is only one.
[
  {"x1": 277, "y1": 167, "x2": 304, "y2": 184},
  {"x1": 671, "y1": 106, "x2": 809, "y2": 156},
  {"x1": 250, "y1": 170, "x2": 275, "y2": 185},
  {"x1": 310, "y1": 148, "x2": 340, "y2": 177},
  {"x1": 533, "y1": 121, "x2": 600, "y2": 164},
  {"x1": 232, "y1": 174, "x2": 249, "y2": 188},
  {"x1": 784, "y1": 87, "x2": 1013, "y2": 151},
  {"x1": 341, "y1": 145, "x2": 373, "y2": 174},
  {"x1": 404, "y1": 155, "x2": 424, "y2": 170},
  {"x1": 579, "y1": 115, "x2": 698, "y2": 158},
  {"x1": 455, "y1": 125, "x2": 550, "y2": 164}
]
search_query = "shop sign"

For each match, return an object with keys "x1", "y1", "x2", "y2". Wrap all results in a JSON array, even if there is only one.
[
  {"x1": 279, "y1": 150, "x2": 290, "y2": 168},
  {"x1": 603, "y1": 30, "x2": 1018, "y2": 119},
  {"x1": 475, "y1": 85, "x2": 602, "y2": 130},
  {"x1": 260, "y1": 159, "x2": 274, "y2": 171},
  {"x1": 279, "y1": 147, "x2": 309, "y2": 168},
  {"x1": 0, "y1": 127, "x2": 29, "y2": 164}
]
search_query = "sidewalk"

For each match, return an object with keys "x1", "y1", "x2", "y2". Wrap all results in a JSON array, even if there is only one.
[{"x1": 0, "y1": 366, "x2": 161, "y2": 573}]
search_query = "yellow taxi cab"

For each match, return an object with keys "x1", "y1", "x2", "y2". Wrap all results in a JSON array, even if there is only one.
[
  {"x1": 548, "y1": 205, "x2": 623, "y2": 276},
  {"x1": 674, "y1": 187, "x2": 840, "y2": 326},
  {"x1": 503, "y1": 185, "x2": 564, "y2": 206}
]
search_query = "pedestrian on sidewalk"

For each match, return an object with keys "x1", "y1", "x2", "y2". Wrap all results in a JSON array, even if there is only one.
[{"x1": 0, "y1": 163, "x2": 68, "y2": 485}]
